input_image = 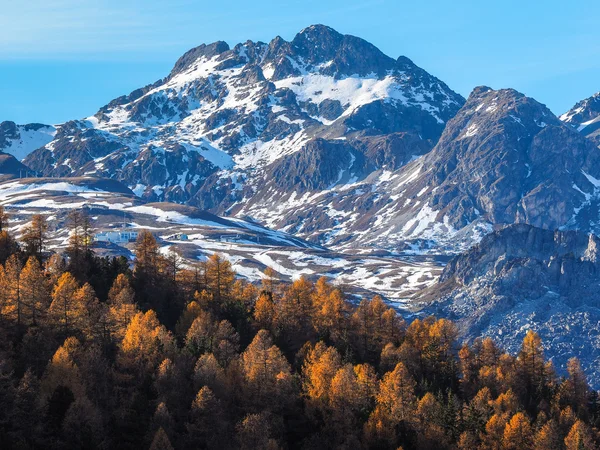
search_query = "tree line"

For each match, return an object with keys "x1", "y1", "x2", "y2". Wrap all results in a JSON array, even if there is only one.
[{"x1": 0, "y1": 206, "x2": 599, "y2": 449}]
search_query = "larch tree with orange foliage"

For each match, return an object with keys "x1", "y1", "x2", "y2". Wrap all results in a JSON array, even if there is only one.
[
  {"x1": 20, "y1": 256, "x2": 49, "y2": 326},
  {"x1": 205, "y1": 253, "x2": 235, "y2": 306},
  {"x1": 301, "y1": 341, "x2": 342, "y2": 412},
  {"x1": 375, "y1": 362, "x2": 416, "y2": 424},
  {"x1": 49, "y1": 272, "x2": 79, "y2": 334},
  {"x1": 241, "y1": 329, "x2": 293, "y2": 411},
  {"x1": 119, "y1": 310, "x2": 177, "y2": 374},
  {"x1": 502, "y1": 412, "x2": 533, "y2": 450},
  {"x1": 4, "y1": 254, "x2": 23, "y2": 325},
  {"x1": 107, "y1": 273, "x2": 138, "y2": 340},
  {"x1": 533, "y1": 419, "x2": 562, "y2": 450},
  {"x1": 564, "y1": 420, "x2": 597, "y2": 450}
]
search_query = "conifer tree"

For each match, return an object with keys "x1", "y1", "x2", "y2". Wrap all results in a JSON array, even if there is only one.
[
  {"x1": 376, "y1": 362, "x2": 416, "y2": 423},
  {"x1": 72, "y1": 283, "x2": 102, "y2": 340},
  {"x1": 241, "y1": 329, "x2": 293, "y2": 410},
  {"x1": 21, "y1": 214, "x2": 48, "y2": 259},
  {"x1": 66, "y1": 209, "x2": 93, "y2": 279},
  {"x1": 185, "y1": 310, "x2": 218, "y2": 356},
  {"x1": 560, "y1": 358, "x2": 590, "y2": 417},
  {"x1": 186, "y1": 386, "x2": 227, "y2": 448},
  {"x1": 120, "y1": 310, "x2": 176, "y2": 374},
  {"x1": 518, "y1": 330, "x2": 546, "y2": 405},
  {"x1": 236, "y1": 413, "x2": 280, "y2": 450},
  {"x1": 302, "y1": 342, "x2": 342, "y2": 409},
  {"x1": 42, "y1": 337, "x2": 85, "y2": 401},
  {"x1": 45, "y1": 253, "x2": 66, "y2": 286},
  {"x1": 149, "y1": 427, "x2": 174, "y2": 450},
  {"x1": 564, "y1": 420, "x2": 597, "y2": 450},
  {"x1": 49, "y1": 272, "x2": 79, "y2": 334},
  {"x1": 502, "y1": 412, "x2": 533, "y2": 450},
  {"x1": 0, "y1": 205, "x2": 8, "y2": 233},
  {"x1": 5, "y1": 254, "x2": 23, "y2": 325},
  {"x1": 0, "y1": 229, "x2": 18, "y2": 265},
  {"x1": 174, "y1": 300, "x2": 203, "y2": 339},
  {"x1": 62, "y1": 396, "x2": 104, "y2": 449},
  {"x1": 107, "y1": 273, "x2": 138, "y2": 340},
  {"x1": 20, "y1": 256, "x2": 49, "y2": 326},
  {"x1": 254, "y1": 292, "x2": 275, "y2": 330},
  {"x1": 0, "y1": 266, "x2": 7, "y2": 321},
  {"x1": 261, "y1": 266, "x2": 279, "y2": 296},
  {"x1": 275, "y1": 276, "x2": 314, "y2": 346},
  {"x1": 193, "y1": 353, "x2": 227, "y2": 396},
  {"x1": 205, "y1": 253, "x2": 235, "y2": 305},
  {"x1": 533, "y1": 419, "x2": 562, "y2": 450}
]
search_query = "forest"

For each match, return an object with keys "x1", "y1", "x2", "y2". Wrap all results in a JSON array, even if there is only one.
[{"x1": 0, "y1": 206, "x2": 599, "y2": 450}]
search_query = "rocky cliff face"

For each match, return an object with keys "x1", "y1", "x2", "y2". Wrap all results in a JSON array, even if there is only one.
[
  {"x1": 561, "y1": 91, "x2": 600, "y2": 147},
  {"x1": 416, "y1": 223, "x2": 600, "y2": 386},
  {"x1": 20, "y1": 25, "x2": 464, "y2": 228}
]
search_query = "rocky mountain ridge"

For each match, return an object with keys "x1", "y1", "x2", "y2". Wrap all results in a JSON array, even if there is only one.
[
  {"x1": 261, "y1": 86, "x2": 600, "y2": 252},
  {"x1": 16, "y1": 25, "x2": 463, "y2": 220}
]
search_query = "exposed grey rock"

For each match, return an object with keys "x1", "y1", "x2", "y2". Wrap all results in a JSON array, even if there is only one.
[
  {"x1": 415, "y1": 223, "x2": 600, "y2": 387},
  {"x1": 286, "y1": 86, "x2": 600, "y2": 251}
]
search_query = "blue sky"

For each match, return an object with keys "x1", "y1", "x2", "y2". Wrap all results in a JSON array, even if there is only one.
[{"x1": 1, "y1": 0, "x2": 599, "y2": 124}]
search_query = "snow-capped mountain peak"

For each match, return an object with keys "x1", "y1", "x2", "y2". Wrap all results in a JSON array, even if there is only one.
[{"x1": 20, "y1": 25, "x2": 465, "y2": 219}]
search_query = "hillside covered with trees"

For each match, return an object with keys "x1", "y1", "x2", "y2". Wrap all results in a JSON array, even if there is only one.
[{"x1": 0, "y1": 206, "x2": 599, "y2": 449}]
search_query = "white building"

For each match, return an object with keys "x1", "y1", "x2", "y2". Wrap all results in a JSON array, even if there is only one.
[{"x1": 94, "y1": 230, "x2": 139, "y2": 244}]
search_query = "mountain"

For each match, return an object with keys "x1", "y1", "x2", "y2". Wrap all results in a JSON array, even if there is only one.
[
  {"x1": 298, "y1": 86, "x2": 600, "y2": 252},
  {"x1": 19, "y1": 24, "x2": 464, "y2": 231},
  {"x1": 415, "y1": 223, "x2": 600, "y2": 386},
  {"x1": 0, "y1": 121, "x2": 56, "y2": 161},
  {"x1": 560, "y1": 91, "x2": 600, "y2": 147}
]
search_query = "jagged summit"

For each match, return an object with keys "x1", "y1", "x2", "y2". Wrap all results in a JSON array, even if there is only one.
[
  {"x1": 15, "y1": 24, "x2": 464, "y2": 232},
  {"x1": 170, "y1": 40, "x2": 231, "y2": 77}
]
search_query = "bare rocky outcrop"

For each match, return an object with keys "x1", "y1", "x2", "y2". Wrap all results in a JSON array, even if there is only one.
[{"x1": 416, "y1": 223, "x2": 600, "y2": 387}]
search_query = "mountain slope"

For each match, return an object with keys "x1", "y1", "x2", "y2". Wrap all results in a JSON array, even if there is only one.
[
  {"x1": 415, "y1": 224, "x2": 600, "y2": 386},
  {"x1": 0, "y1": 121, "x2": 56, "y2": 161},
  {"x1": 560, "y1": 91, "x2": 600, "y2": 146},
  {"x1": 0, "y1": 177, "x2": 441, "y2": 299},
  {"x1": 22, "y1": 25, "x2": 464, "y2": 222},
  {"x1": 291, "y1": 86, "x2": 600, "y2": 251}
]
